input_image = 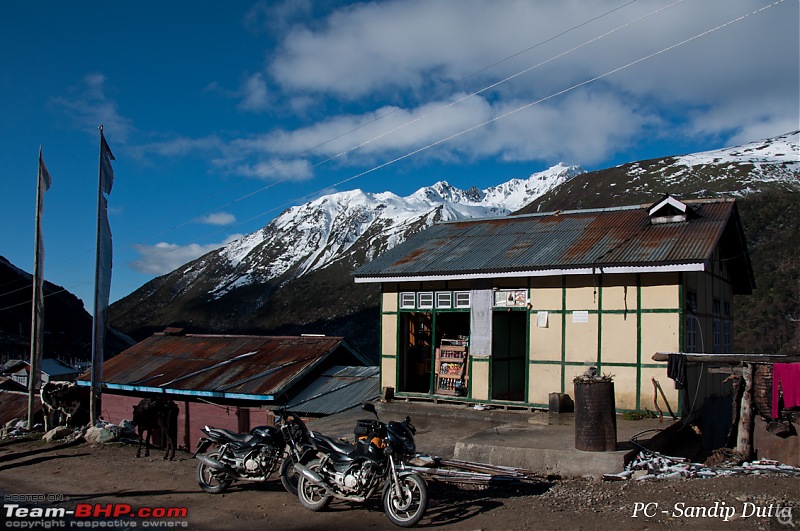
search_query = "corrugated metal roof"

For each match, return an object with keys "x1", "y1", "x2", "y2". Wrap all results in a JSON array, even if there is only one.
[
  {"x1": 354, "y1": 199, "x2": 752, "y2": 288},
  {"x1": 283, "y1": 365, "x2": 380, "y2": 416},
  {"x1": 0, "y1": 390, "x2": 41, "y2": 425},
  {"x1": 78, "y1": 334, "x2": 368, "y2": 401}
]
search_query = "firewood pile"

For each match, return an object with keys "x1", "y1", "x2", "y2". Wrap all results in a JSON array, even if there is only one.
[{"x1": 407, "y1": 455, "x2": 535, "y2": 485}]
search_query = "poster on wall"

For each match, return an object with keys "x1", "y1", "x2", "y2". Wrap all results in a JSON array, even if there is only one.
[
  {"x1": 572, "y1": 310, "x2": 589, "y2": 323},
  {"x1": 494, "y1": 289, "x2": 528, "y2": 307}
]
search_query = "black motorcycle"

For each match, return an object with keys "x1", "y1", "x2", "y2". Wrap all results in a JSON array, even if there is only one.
[
  {"x1": 295, "y1": 403, "x2": 428, "y2": 528},
  {"x1": 194, "y1": 409, "x2": 313, "y2": 494}
]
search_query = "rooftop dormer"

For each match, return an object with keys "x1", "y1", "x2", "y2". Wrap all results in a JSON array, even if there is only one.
[{"x1": 649, "y1": 195, "x2": 689, "y2": 224}]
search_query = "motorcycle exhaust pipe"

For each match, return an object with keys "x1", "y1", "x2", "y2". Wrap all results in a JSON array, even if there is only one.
[
  {"x1": 196, "y1": 454, "x2": 237, "y2": 477},
  {"x1": 294, "y1": 463, "x2": 324, "y2": 486}
]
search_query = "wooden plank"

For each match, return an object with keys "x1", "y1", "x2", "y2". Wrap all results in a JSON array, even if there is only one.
[
  {"x1": 736, "y1": 363, "x2": 755, "y2": 460},
  {"x1": 652, "y1": 352, "x2": 800, "y2": 363}
]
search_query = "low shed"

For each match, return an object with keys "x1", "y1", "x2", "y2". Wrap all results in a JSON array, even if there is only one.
[{"x1": 77, "y1": 331, "x2": 376, "y2": 449}]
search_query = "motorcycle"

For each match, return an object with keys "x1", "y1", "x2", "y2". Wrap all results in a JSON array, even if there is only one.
[
  {"x1": 295, "y1": 403, "x2": 428, "y2": 528},
  {"x1": 194, "y1": 409, "x2": 313, "y2": 494}
]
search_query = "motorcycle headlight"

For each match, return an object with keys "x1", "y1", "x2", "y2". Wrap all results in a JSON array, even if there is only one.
[{"x1": 405, "y1": 440, "x2": 415, "y2": 454}]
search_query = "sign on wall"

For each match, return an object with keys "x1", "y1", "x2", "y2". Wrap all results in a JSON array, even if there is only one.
[{"x1": 494, "y1": 289, "x2": 528, "y2": 307}]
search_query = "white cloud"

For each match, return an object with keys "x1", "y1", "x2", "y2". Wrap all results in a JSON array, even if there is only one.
[
  {"x1": 195, "y1": 212, "x2": 237, "y2": 226},
  {"x1": 234, "y1": 158, "x2": 314, "y2": 181},
  {"x1": 131, "y1": 234, "x2": 243, "y2": 275},
  {"x1": 244, "y1": 0, "x2": 312, "y2": 34},
  {"x1": 49, "y1": 73, "x2": 134, "y2": 142},
  {"x1": 131, "y1": 0, "x2": 798, "y2": 178},
  {"x1": 238, "y1": 73, "x2": 270, "y2": 112},
  {"x1": 265, "y1": 0, "x2": 797, "y2": 158},
  {"x1": 251, "y1": 88, "x2": 653, "y2": 167},
  {"x1": 133, "y1": 135, "x2": 225, "y2": 158}
]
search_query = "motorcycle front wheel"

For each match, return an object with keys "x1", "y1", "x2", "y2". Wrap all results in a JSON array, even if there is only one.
[
  {"x1": 279, "y1": 455, "x2": 299, "y2": 495},
  {"x1": 196, "y1": 451, "x2": 233, "y2": 494},
  {"x1": 296, "y1": 459, "x2": 331, "y2": 511},
  {"x1": 382, "y1": 473, "x2": 428, "y2": 528}
]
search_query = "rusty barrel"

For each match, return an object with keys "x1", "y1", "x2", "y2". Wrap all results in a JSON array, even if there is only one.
[{"x1": 574, "y1": 381, "x2": 617, "y2": 451}]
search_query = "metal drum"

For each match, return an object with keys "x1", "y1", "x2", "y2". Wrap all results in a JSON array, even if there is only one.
[{"x1": 574, "y1": 381, "x2": 617, "y2": 452}]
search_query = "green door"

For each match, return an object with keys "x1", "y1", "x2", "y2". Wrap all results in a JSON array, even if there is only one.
[{"x1": 491, "y1": 311, "x2": 526, "y2": 401}]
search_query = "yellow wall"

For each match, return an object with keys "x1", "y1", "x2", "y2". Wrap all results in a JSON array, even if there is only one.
[
  {"x1": 530, "y1": 277, "x2": 561, "y2": 309},
  {"x1": 564, "y1": 312, "x2": 598, "y2": 362},
  {"x1": 528, "y1": 364, "x2": 562, "y2": 404},
  {"x1": 600, "y1": 313, "x2": 638, "y2": 364},
  {"x1": 470, "y1": 360, "x2": 490, "y2": 400},
  {"x1": 381, "y1": 314, "x2": 398, "y2": 357},
  {"x1": 526, "y1": 273, "x2": 682, "y2": 410},
  {"x1": 602, "y1": 274, "x2": 637, "y2": 311},
  {"x1": 641, "y1": 273, "x2": 680, "y2": 308},
  {"x1": 382, "y1": 289, "x2": 398, "y2": 313},
  {"x1": 381, "y1": 357, "x2": 396, "y2": 390},
  {"x1": 608, "y1": 366, "x2": 638, "y2": 410},
  {"x1": 383, "y1": 269, "x2": 733, "y2": 412},
  {"x1": 641, "y1": 313, "x2": 680, "y2": 361},
  {"x1": 530, "y1": 311, "x2": 562, "y2": 361},
  {"x1": 565, "y1": 276, "x2": 599, "y2": 310}
]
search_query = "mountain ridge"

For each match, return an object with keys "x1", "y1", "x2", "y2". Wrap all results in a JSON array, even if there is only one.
[{"x1": 108, "y1": 131, "x2": 800, "y2": 357}]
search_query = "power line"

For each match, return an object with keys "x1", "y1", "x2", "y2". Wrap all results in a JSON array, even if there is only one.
[
  {"x1": 217, "y1": 0, "x2": 789, "y2": 233},
  {"x1": 4, "y1": 1, "x2": 651, "y2": 306},
  {"x1": 92, "y1": 0, "x2": 686, "y2": 275},
  {"x1": 3, "y1": 0, "x2": 785, "y2": 307}
]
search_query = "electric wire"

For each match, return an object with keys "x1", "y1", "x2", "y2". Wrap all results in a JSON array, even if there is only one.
[
  {"x1": 81, "y1": 0, "x2": 692, "y2": 277},
  {"x1": 0, "y1": 0, "x2": 786, "y2": 311},
  {"x1": 232, "y1": 0, "x2": 788, "y2": 232},
  {"x1": 0, "y1": 0, "x2": 658, "y2": 306}
]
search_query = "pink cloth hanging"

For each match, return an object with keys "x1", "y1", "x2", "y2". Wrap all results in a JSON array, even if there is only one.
[{"x1": 772, "y1": 363, "x2": 800, "y2": 419}]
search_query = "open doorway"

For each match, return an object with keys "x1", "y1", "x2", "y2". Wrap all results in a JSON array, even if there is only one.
[
  {"x1": 434, "y1": 312, "x2": 470, "y2": 347},
  {"x1": 399, "y1": 313, "x2": 432, "y2": 393},
  {"x1": 492, "y1": 311, "x2": 526, "y2": 401}
]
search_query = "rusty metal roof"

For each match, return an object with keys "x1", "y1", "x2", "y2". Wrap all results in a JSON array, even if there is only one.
[
  {"x1": 78, "y1": 334, "x2": 370, "y2": 402},
  {"x1": 0, "y1": 390, "x2": 41, "y2": 425},
  {"x1": 354, "y1": 198, "x2": 754, "y2": 293}
]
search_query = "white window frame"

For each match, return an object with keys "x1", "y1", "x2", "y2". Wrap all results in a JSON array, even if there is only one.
[
  {"x1": 399, "y1": 292, "x2": 416, "y2": 309},
  {"x1": 418, "y1": 292, "x2": 434, "y2": 309},
  {"x1": 435, "y1": 291, "x2": 452, "y2": 309},
  {"x1": 454, "y1": 291, "x2": 471, "y2": 308}
]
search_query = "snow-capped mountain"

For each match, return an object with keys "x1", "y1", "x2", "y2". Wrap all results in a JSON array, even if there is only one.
[
  {"x1": 109, "y1": 131, "x2": 799, "y2": 357},
  {"x1": 207, "y1": 162, "x2": 583, "y2": 298},
  {"x1": 517, "y1": 131, "x2": 799, "y2": 214}
]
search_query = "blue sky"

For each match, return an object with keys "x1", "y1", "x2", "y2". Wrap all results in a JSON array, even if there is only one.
[{"x1": 1, "y1": 0, "x2": 797, "y2": 311}]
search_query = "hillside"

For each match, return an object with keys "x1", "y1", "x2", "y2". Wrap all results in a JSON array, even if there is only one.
[
  {"x1": 516, "y1": 130, "x2": 800, "y2": 354},
  {"x1": 109, "y1": 132, "x2": 800, "y2": 358},
  {"x1": 108, "y1": 164, "x2": 584, "y2": 357},
  {"x1": 0, "y1": 256, "x2": 134, "y2": 364}
]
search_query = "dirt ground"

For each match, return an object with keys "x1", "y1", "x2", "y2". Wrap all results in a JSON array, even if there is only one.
[{"x1": 0, "y1": 436, "x2": 797, "y2": 531}]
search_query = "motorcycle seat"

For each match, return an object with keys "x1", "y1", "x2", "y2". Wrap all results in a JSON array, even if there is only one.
[
  {"x1": 205, "y1": 427, "x2": 254, "y2": 444},
  {"x1": 310, "y1": 432, "x2": 357, "y2": 456}
]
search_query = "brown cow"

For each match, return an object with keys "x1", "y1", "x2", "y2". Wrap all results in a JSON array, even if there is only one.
[{"x1": 131, "y1": 398, "x2": 179, "y2": 460}]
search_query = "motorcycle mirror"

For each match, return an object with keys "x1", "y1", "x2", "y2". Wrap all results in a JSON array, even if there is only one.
[{"x1": 362, "y1": 402, "x2": 378, "y2": 418}]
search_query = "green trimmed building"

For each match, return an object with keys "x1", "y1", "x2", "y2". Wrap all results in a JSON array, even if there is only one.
[{"x1": 353, "y1": 196, "x2": 754, "y2": 413}]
